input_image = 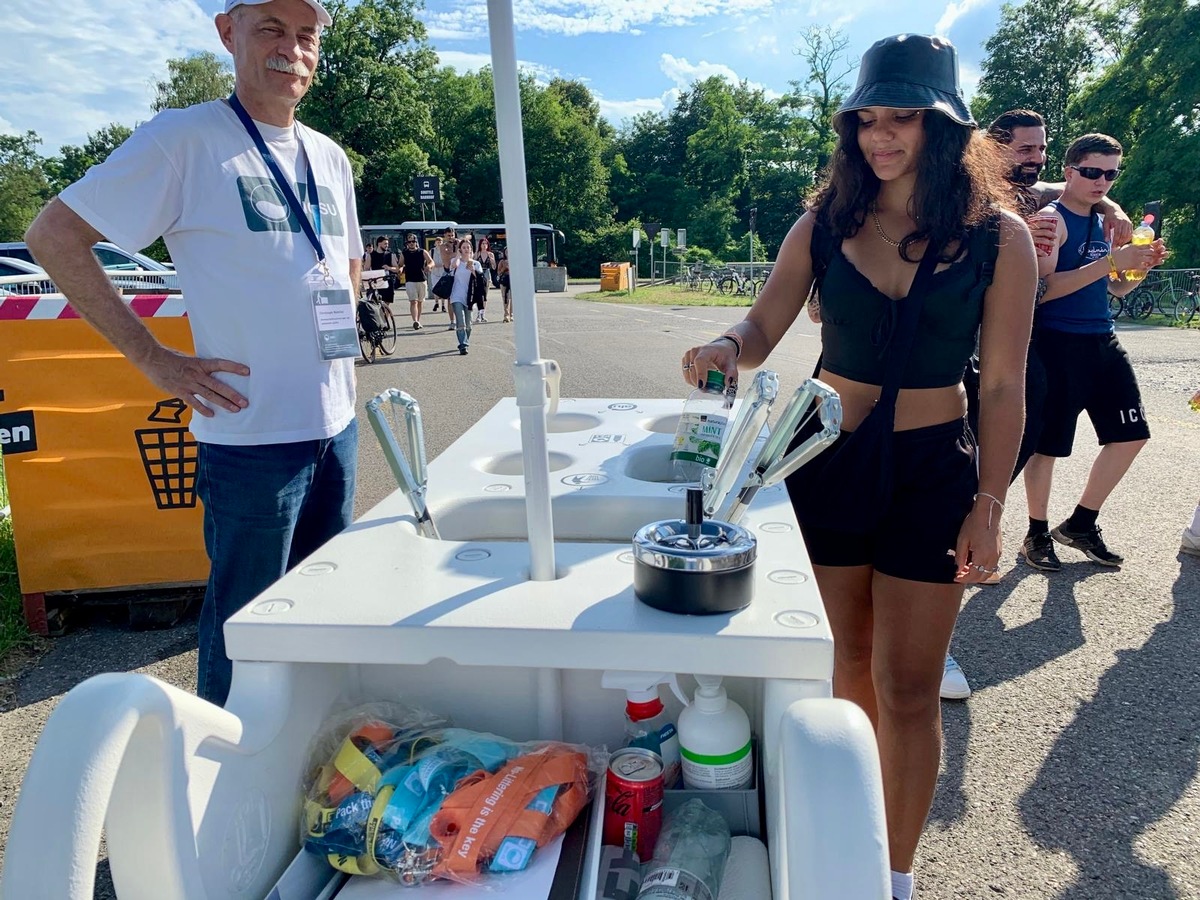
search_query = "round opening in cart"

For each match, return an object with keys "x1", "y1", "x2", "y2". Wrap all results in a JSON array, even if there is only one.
[
  {"x1": 638, "y1": 414, "x2": 681, "y2": 434},
  {"x1": 509, "y1": 412, "x2": 602, "y2": 433},
  {"x1": 622, "y1": 444, "x2": 681, "y2": 483},
  {"x1": 479, "y1": 450, "x2": 575, "y2": 476}
]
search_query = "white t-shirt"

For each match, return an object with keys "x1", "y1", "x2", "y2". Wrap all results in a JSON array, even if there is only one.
[
  {"x1": 450, "y1": 260, "x2": 481, "y2": 306},
  {"x1": 59, "y1": 100, "x2": 363, "y2": 446}
]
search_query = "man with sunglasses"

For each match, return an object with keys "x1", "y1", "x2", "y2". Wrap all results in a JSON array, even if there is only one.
[
  {"x1": 400, "y1": 233, "x2": 433, "y2": 329},
  {"x1": 1021, "y1": 133, "x2": 1166, "y2": 569}
]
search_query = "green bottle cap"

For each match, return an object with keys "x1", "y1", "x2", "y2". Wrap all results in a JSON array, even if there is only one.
[{"x1": 705, "y1": 370, "x2": 726, "y2": 390}]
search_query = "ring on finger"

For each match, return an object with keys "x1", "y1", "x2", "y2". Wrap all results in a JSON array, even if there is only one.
[{"x1": 683, "y1": 363, "x2": 693, "y2": 370}]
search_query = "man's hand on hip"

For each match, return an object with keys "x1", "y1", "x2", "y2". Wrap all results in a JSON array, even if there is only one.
[{"x1": 141, "y1": 346, "x2": 250, "y2": 417}]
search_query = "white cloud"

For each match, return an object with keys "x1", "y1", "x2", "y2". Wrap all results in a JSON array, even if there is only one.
[
  {"x1": 436, "y1": 50, "x2": 560, "y2": 85},
  {"x1": 659, "y1": 54, "x2": 779, "y2": 98},
  {"x1": 596, "y1": 94, "x2": 669, "y2": 125},
  {"x1": 935, "y1": 0, "x2": 993, "y2": 37},
  {"x1": 422, "y1": 0, "x2": 774, "y2": 39},
  {"x1": 1, "y1": 0, "x2": 222, "y2": 152}
]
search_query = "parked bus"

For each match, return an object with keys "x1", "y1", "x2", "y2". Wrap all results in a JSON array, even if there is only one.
[{"x1": 361, "y1": 221, "x2": 565, "y2": 270}]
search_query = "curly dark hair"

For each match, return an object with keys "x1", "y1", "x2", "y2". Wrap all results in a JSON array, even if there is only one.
[{"x1": 808, "y1": 109, "x2": 1015, "y2": 262}]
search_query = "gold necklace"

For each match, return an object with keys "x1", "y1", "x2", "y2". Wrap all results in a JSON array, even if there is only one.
[{"x1": 870, "y1": 203, "x2": 902, "y2": 247}]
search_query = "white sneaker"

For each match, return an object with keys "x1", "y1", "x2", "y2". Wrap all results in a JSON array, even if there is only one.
[
  {"x1": 940, "y1": 654, "x2": 971, "y2": 700},
  {"x1": 1182, "y1": 527, "x2": 1200, "y2": 557}
]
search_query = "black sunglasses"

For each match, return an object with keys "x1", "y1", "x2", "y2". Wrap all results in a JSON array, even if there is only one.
[{"x1": 1069, "y1": 165, "x2": 1120, "y2": 182}]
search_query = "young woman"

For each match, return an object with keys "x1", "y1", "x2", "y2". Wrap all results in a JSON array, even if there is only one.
[
  {"x1": 473, "y1": 237, "x2": 496, "y2": 323},
  {"x1": 682, "y1": 35, "x2": 1035, "y2": 900},
  {"x1": 496, "y1": 250, "x2": 513, "y2": 322},
  {"x1": 449, "y1": 238, "x2": 483, "y2": 355}
]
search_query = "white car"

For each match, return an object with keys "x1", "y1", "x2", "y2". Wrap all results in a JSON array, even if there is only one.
[
  {"x1": 0, "y1": 241, "x2": 178, "y2": 290},
  {"x1": 0, "y1": 256, "x2": 56, "y2": 295}
]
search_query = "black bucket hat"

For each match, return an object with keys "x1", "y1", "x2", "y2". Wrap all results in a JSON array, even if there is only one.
[{"x1": 836, "y1": 34, "x2": 974, "y2": 127}]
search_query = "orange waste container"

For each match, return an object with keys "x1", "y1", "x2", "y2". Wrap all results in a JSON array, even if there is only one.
[
  {"x1": 599, "y1": 263, "x2": 621, "y2": 291},
  {"x1": 0, "y1": 291, "x2": 208, "y2": 634}
]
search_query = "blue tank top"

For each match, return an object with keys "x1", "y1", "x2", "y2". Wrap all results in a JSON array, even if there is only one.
[{"x1": 1037, "y1": 201, "x2": 1113, "y2": 334}]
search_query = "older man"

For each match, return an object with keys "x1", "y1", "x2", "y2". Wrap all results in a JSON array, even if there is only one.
[{"x1": 25, "y1": 0, "x2": 362, "y2": 706}]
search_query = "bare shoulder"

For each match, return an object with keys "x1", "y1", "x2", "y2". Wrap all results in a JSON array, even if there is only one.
[
  {"x1": 995, "y1": 209, "x2": 1035, "y2": 261},
  {"x1": 777, "y1": 210, "x2": 818, "y2": 259}
]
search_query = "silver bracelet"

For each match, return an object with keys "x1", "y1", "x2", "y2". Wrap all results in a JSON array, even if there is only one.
[{"x1": 974, "y1": 491, "x2": 1005, "y2": 530}]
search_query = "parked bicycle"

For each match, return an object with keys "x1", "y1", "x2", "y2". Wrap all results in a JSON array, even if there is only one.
[{"x1": 357, "y1": 274, "x2": 398, "y2": 363}]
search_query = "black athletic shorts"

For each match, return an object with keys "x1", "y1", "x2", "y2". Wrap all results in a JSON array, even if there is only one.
[
  {"x1": 1033, "y1": 328, "x2": 1150, "y2": 457},
  {"x1": 964, "y1": 335, "x2": 1047, "y2": 482},
  {"x1": 785, "y1": 417, "x2": 978, "y2": 584}
]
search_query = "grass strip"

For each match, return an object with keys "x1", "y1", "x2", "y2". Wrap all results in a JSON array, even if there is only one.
[{"x1": 577, "y1": 283, "x2": 755, "y2": 307}]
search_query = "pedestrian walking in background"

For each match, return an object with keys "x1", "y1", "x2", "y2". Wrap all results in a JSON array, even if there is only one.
[
  {"x1": 473, "y1": 236, "x2": 495, "y2": 323},
  {"x1": 1022, "y1": 132, "x2": 1167, "y2": 570},
  {"x1": 401, "y1": 232, "x2": 433, "y2": 330},
  {"x1": 449, "y1": 238, "x2": 482, "y2": 355}
]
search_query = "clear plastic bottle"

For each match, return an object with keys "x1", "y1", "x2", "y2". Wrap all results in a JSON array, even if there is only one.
[
  {"x1": 670, "y1": 371, "x2": 732, "y2": 483},
  {"x1": 1121, "y1": 214, "x2": 1155, "y2": 282},
  {"x1": 636, "y1": 799, "x2": 731, "y2": 900}
]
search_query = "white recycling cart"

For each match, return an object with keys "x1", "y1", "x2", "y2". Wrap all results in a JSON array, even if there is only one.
[
  {"x1": 1, "y1": 1, "x2": 889, "y2": 895},
  {"x1": 1, "y1": 385, "x2": 890, "y2": 899}
]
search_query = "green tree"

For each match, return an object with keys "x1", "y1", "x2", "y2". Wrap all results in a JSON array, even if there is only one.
[
  {"x1": 152, "y1": 52, "x2": 234, "y2": 111},
  {"x1": 790, "y1": 26, "x2": 854, "y2": 173},
  {"x1": 300, "y1": 0, "x2": 438, "y2": 223},
  {"x1": 1069, "y1": 0, "x2": 1200, "y2": 265},
  {"x1": 47, "y1": 123, "x2": 134, "y2": 193},
  {"x1": 0, "y1": 132, "x2": 51, "y2": 241},
  {"x1": 972, "y1": 0, "x2": 1099, "y2": 165}
]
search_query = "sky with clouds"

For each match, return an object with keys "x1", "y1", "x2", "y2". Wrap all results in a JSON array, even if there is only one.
[{"x1": 2, "y1": 0, "x2": 1007, "y2": 154}]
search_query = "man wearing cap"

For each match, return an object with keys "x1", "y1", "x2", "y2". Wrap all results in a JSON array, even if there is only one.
[{"x1": 25, "y1": 0, "x2": 362, "y2": 707}]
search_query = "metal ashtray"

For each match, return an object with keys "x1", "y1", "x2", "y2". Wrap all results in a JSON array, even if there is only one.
[{"x1": 631, "y1": 517, "x2": 757, "y2": 615}]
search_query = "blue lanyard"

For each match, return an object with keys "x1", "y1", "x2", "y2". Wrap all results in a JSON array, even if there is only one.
[{"x1": 228, "y1": 93, "x2": 326, "y2": 268}]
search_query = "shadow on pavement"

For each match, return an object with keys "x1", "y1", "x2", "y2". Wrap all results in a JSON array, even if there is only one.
[
  {"x1": 933, "y1": 560, "x2": 1093, "y2": 826},
  {"x1": 1018, "y1": 557, "x2": 1200, "y2": 898},
  {"x1": 10, "y1": 613, "x2": 197, "y2": 712}
]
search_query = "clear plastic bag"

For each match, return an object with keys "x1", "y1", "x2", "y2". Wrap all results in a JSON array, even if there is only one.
[{"x1": 299, "y1": 701, "x2": 603, "y2": 887}]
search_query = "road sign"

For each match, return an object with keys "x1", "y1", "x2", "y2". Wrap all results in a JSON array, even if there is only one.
[
  {"x1": 677, "y1": 229, "x2": 686, "y2": 249},
  {"x1": 645, "y1": 222, "x2": 661, "y2": 241},
  {"x1": 660, "y1": 229, "x2": 669, "y2": 248},
  {"x1": 412, "y1": 176, "x2": 441, "y2": 204},
  {"x1": 632, "y1": 228, "x2": 641, "y2": 248}
]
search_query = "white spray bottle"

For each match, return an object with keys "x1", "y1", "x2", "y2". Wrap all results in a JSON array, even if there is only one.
[
  {"x1": 601, "y1": 671, "x2": 688, "y2": 788},
  {"x1": 677, "y1": 674, "x2": 753, "y2": 790}
]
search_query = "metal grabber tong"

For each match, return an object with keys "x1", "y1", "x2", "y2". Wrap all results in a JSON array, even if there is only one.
[
  {"x1": 702, "y1": 372, "x2": 844, "y2": 525},
  {"x1": 365, "y1": 389, "x2": 439, "y2": 539}
]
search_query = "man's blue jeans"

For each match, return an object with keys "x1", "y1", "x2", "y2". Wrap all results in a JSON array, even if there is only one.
[{"x1": 195, "y1": 419, "x2": 357, "y2": 706}]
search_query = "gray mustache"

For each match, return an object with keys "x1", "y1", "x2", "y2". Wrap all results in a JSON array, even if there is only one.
[{"x1": 266, "y1": 57, "x2": 311, "y2": 77}]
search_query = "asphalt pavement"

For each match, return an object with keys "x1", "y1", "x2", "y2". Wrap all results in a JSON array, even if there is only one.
[{"x1": 0, "y1": 284, "x2": 1197, "y2": 898}]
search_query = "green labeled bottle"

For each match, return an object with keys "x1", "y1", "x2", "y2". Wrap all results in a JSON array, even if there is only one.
[{"x1": 670, "y1": 370, "x2": 731, "y2": 483}]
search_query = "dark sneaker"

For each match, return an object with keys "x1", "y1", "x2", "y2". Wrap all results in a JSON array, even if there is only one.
[
  {"x1": 1051, "y1": 522, "x2": 1124, "y2": 566},
  {"x1": 1020, "y1": 531, "x2": 1062, "y2": 571}
]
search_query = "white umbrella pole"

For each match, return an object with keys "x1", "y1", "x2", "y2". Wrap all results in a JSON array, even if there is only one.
[{"x1": 487, "y1": 0, "x2": 556, "y2": 584}]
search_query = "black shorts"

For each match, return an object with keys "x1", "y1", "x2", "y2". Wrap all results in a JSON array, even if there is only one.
[
  {"x1": 1033, "y1": 329, "x2": 1150, "y2": 457},
  {"x1": 785, "y1": 417, "x2": 977, "y2": 584},
  {"x1": 964, "y1": 336, "x2": 1047, "y2": 482}
]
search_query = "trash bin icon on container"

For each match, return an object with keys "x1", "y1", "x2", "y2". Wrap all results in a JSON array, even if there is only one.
[{"x1": 135, "y1": 398, "x2": 199, "y2": 510}]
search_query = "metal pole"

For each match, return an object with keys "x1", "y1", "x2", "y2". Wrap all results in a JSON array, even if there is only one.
[{"x1": 487, "y1": 0, "x2": 556, "y2": 583}]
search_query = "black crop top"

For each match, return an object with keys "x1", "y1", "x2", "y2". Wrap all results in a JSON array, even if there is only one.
[{"x1": 815, "y1": 220, "x2": 998, "y2": 389}]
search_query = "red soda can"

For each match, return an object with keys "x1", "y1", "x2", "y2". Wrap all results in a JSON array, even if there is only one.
[{"x1": 603, "y1": 747, "x2": 664, "y2": 860}]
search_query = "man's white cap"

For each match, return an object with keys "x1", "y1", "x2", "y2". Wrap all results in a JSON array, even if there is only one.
[{"x1": 223, "y1": 0, "x2": 333, "y2": 28}]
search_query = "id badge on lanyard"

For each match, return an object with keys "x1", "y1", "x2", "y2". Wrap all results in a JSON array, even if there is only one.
[{"x1": 228, "y1": 93, "x2": 358, "y2": 361}]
